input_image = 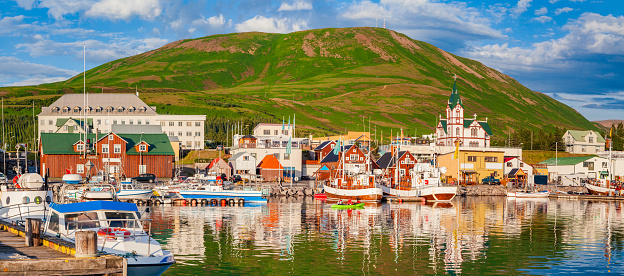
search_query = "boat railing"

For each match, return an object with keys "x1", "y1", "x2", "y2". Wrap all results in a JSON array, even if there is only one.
[
  {"x1": 66, "y1": 218, "x2": 155, "y2": 255},
  {"x1": 58, "y1": 183, "x2": 118, "y2": 203},
  {"x1": 0, "y1": 202, "x2": 48, "y2": 224}
]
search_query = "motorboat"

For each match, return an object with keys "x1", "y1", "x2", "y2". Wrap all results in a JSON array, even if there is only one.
[
  {"x1": 117, "y1": 179, "x2": 154, "y2": 200},
  {"x1": 178, "y1": 181, "x2": 267, "y2": 202},
  {"x1": 43, "y1": 200, "x2": 174, "y2": 276},
  {"x1": 0, "y1": 173, "x2": 52, "y2": 223},
  {"x1": 323, "y1": 172, "x2": 383, "y2": 202},
  {"x1": 381, "y1": 163, "x2": 457, "y2": 202},
  {"x1": 507, "y1": 190, "x2": 550, "y2": 198}
]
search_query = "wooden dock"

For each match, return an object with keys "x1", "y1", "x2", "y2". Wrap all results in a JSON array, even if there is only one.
[{"x1": 0, "y1": 221, "x2": 126, "y2": 275}]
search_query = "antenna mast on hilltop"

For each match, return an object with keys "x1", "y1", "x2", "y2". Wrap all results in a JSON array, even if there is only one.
[{"x1": 383, "y1": 18, "x2": 386, "y2": 28}]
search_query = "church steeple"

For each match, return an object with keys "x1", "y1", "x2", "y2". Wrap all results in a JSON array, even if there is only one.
[{"x1": 448, "y1": 74, "x2": 463, "y2": 109}]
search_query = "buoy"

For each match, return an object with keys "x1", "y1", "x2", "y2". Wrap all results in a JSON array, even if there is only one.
[
  {"x1": 146, "y1": 200, "x2": 152, "y2": 206},
  {"x1": 191, "y1": 199, "x2": 197, "y2": 206},
  {"x1": 201, "y1": 199, "x2": 208, "y2": 205},
  {"x1": 238, "y1": 198, "x2": 245, "y2": 206},
  {"x1": 228, "y1": 199, "x2": 235, "y2": 206},
  {"x1": 182, "y1": 200, "x2": 187, "y2": 206},
  {"x1": 211, "y1": 199, "x2": 218, "y2": 206},
  {"x1": 154, "y1": 199, "x2": 162, "y2": 205},
  {"x1": 220, "y1": 199, "x2": 227, "y2": 206}
]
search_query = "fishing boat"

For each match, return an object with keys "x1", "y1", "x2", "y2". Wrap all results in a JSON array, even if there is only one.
[
  {"x1": 117, "y1": 179, "x2": 154, "y2": 200},
  {"x1": 178, "y1": 181, "x2": 267, "y2": 202},
  {"x1": 0, "y1": 173, "x2": 52, "y2": 223},
  {"x1": 507, "y1": 190, "x2": 550, "y2": 198},
  {"x1": 43, "y1": 201, "x2": 175, "y2": 276},
  {"x1": 381, "y1": 162, "x2": 457, "y2": 202},
  {"x1": 322, "y1": 144, "x2": 383, "y2": 202}
]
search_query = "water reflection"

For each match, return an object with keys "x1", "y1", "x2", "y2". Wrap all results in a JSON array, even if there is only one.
[{"x1": 146, "y1": 197, "x2": 624, "y2": 275}]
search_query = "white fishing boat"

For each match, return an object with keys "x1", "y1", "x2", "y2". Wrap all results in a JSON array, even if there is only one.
[
  {"x1": 178, "y1": 181, "x2": 267, "y2": 202},
  {"x1": 0, "y1": 173, "x2": 52, "y2": 223},
  {"x1": 117, "y1": 179, "x2": 154, "y2": 200},
  {"x1": 585, "y1": 181, "x2": 616, "y2": 196},
  {"x1": 43, "y1": 201, "x2": 175, "y2": 276},
  {"x1": 381, "y1": 163, "x2": 457, "y2": 202}
]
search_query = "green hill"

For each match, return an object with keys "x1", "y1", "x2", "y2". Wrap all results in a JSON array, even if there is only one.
[{"x1": 0, "y1": 27, "x2": 598, "y2": 146}]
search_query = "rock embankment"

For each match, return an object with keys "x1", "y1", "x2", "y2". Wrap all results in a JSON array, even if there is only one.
[
  {"x1": 457, "y1": 184, "x2": 589, "y2": 196},
  {"x1": 269, "y1": 186, "x2": 316, "y2": 197}
]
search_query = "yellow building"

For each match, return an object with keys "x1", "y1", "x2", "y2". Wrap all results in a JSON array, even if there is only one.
[{"x1": 437, "y1": 150, "x2": 504, "y2": 184}]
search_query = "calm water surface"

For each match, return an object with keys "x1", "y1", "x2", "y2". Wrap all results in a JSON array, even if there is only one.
[{"x1": 145, "y1": 197, "x2": 624, "y2": 275}]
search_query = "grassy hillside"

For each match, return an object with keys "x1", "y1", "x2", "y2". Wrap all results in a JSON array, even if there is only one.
[{"x1": 0, "y1": 27, "x2": 598, "y2": 145}]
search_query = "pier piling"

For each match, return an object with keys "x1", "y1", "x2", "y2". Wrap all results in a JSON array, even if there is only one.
[
  {"x1": 75, "y1": 230, "x2": 98, "y2": 258},
  {"x1": 25, "y1": 218, "x2": 42, "y2": 247}
]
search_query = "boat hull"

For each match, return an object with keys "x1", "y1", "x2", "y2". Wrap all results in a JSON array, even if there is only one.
[
  {"x1": 507, "y1": 191, "x2": 550, "y2": 198},
  {"x1": 117, "y1": 190, "x2": 154, "y2": 200},
  {"x1": 420, "y1": 186, "x2": 457, "y2": 202},
  {"x1": 585, "y1": 183, "x2": 615, "y2": 196},
  {"x1": 323, "y1": 185, "x2": 383, "y2": 202},
  {"x1": 178, "y1": 190, "x2": 266, "y2": 202}
]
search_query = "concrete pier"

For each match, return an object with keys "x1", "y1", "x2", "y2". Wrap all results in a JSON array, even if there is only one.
[{"x1": 0, "y1": 221, "x2": 126, "y2": 275}]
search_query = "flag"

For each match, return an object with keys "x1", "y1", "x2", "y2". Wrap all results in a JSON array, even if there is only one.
[
  {"x1": 288, "y1": 116, "x2": 291, "y2": 130},
  {"x1": 453, "y1": 140, "x2": 460, "y2": 159},
  {"x1": 282, "y1": 117, "x2": 285, "y2": 131},
  {"x1": 333, "y1": 138, "x2": 341, "y2": 155},
  {"x1": 286, "y1": 136, "x2": 292, "y2": 155},
  {"x1": 610, "y1": 127, "x2": 614, "y2": 138}
]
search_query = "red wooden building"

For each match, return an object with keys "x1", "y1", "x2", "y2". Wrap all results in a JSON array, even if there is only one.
[
  {"x1": 40, "y1": 132, "x2": 175, "y2": 179},
  {"x1": 314, "y1": 144, "x2": 378, "y2": 182},
  {"x1": 376, "y1": 148, "x2": 417, "y2": 188}
]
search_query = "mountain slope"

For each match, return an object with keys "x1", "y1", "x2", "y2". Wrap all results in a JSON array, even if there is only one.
[{"x1": 2, "y1": 27, "x2": 598, "y2": 140}]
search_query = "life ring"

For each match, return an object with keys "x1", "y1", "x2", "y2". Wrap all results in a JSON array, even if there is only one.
[
  {"x1": 211, "y1": 199, "x2": 218, "y2": 206},
  {"x1": 97, "y1": 228, "x2": 131, "y2": 238},
  {"x1": 13, "y1": 175, "x2": 20, "y2": 188},
  {"x1": 357, "y1": 180, "x2": 361, "y2": 185}
]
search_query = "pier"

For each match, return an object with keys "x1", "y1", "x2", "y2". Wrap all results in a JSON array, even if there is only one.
[{"x1": 0, "y1": 220, "x2": 126, "y2": 275}]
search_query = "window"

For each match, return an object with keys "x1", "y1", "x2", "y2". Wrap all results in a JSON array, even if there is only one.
[
  {"x1": 102, "y1": 144, "x2": 109, "y2": 153},
  {"x1": 582, "y1": 146, "x2": 586, "y2": 152},
  {"x1": 52, "y1": 107, "x2": 60, "y2": 113},
  {"x1": 114, "y1": 144, "x2": 121, "y2": 153},
  {"x1": 113, "y1": 120, "x2": 117, "y2": 125},
  {"x1": 186, "y1": 141, "x2": 191, "y2": 147},
  {"x1": 484, "y1": 156, "x2": 498, "y2": 162},
  {"x1": 161, "y1": 122, "x2": 165, "y2": 126},
  {"x1": 145, "y1": 120, "x2": 150, "y2": 125},
  {"x1": 48, "y1": 120, "x2": 53, "y2": 125},
  {"x1": 350, "y1": 154, "x2": 358, "y2": 161},
  {"x1": 106, "y1": 106, "x2": 113, "y2": 112},
  {"x1": 195, "y1": 132, "x2": 200, "y2": 137},
  {"x1": 129, "y1": 119, "x2": 134, "y2": 125},
  {"x1": 105, "y1": 212, "x2": 137, "y2": 228},
  {"x1": 121, "y1": 120, "x2": 126, "y2": 125},
  {"x1": 195, "y1": 141, "x2": 200, "y2": 147},
  {"x1": 400, "y1": 169, "x2": 405, "y2": 176},
  {"x1": 105, "y1": 119, "x2": 109, "y2": 125},
  {"x1": 251, "y1": 153, "x2": 257, "y2": 159},
  {"x1": 65, "y1": 212, "x2": 100, "y2": 230},
  {"x1": 73, "y1": 107, "x2": 81, "y2": 112},
  {"x1": 109, "y1": 134, "x2": 114, "y2": 140},
  {"x1": 77, "y1": 164, "x2": 84, "y2": 173},
  {"x1": 178, "y1": 122, "x2": 182, "y2": 126},
  {"x1": 139, "y1": 144, "x2": 147, "y2": 151},
  {"x1": 589, "y1": 137, "x2": 593, "y2": 143},
  {"x1": 195, "y1": 122, "x2": 201, "y2": 127},
  {"x1": 274, "y1": 130, "x2": 278, "y2": 135},
  {"x1": 95, "y1": 106, "x2": 102, "y2": 113},
  {"x1": 507, "y1": 162, "x2": 512, "y2": 167},
  {"x1": 169, "y1": 122, "x2": 174, "y2": 126},
  {"x1": 186, "y1": 131, "x2": 192, "y2": 136},
  {"x1": 243, "y1": 156, "x2": 249, "y2": 161},
  {"x1": 76, "y1": 144, "x2": 84, "y2": 152},
  {"x1": 47, "y1": 212, "x2": 59, "y2": 232},
  {"x1": 264, "y1": 130, "x2": 271, "y2": 135},
  {"x1": 96, "y1": 119, "x2": 101, "y2": 125},
  {"x1": 468, "y1": 156, "x2": 476, "y2": 162},
  {"x1": 117, "y1": 107, "x2": 124, "y2": 112},
  {"x1": 40, "y1": 119, "x2": 45, "y2": 125},
  {"x1": 169, "y1": 131, "x2": 174, "y2": 136},
  {"x1": 456, "y1": 127, "x2": 460, "y2": 136},
  {"x1": 139, "y1": 165, "x2": 146, "y2": 174},
  {"x1": 64, "y1": 125, "x2": 68, "y2": 130},
  {"x1": 284, "y1": 153, "x2": 290, "y2": 160},
  {"x1": 187, "y1": 122, "x2": 192, "y2": 127},
  {"x1": 137, "y1": 120, "x2": 142, "y2": 125},
  {"x1": 128, "y1": 106, "x2": 135, "y2": 112},
  {"x1": 603, "y1": 162, "x2": 608, "y2": 168}
]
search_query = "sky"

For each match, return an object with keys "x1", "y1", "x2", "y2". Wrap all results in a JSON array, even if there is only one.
[{"x1": 0, "y1": 0, "x2": 622, "y2": 121}]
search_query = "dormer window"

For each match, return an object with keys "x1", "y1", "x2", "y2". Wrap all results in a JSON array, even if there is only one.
[
  {"x1": 85, "y1": 106, "x2": 92, "y2": 113},
  {"x1": 73, "y1": 106, "x2": 81, "y2": 113},
  {"x1": 139, "y1": 106, "x2": 147, "y2": 113},
  {"x1": 76, "y1": 144, "x2": 84, "y2": 152},
  {"x1": 95, "y1": 106, "x2": 103, "y2": 113},
  {"x1": 62, "y1": 106, "x2": 70, "y2": 113},
  {"x1": 108, "y1": 134, "x2": 114, "y2": 140},
  {"x1": 128, "y1": 106, "x2": 135, "y2": 112},
  {"x1": 139, "y1": 144, "x2": 147, "y2": 152},
  {"x1": 117, "y1": 106, "x2": 124, "y2": 112},
  {"x1": 52, "y1": 106, "x2": 60, "y2": 113},
  {"x1": 106, "y1": 106, "x2": 114, "y2": 112}
]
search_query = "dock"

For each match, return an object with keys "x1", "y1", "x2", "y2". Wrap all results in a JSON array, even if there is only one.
[
  {"x1": 0, "y1": 221, "x2": 126, "y2": 275},
  {"x1": 549, "y1": 193, "x2": 624, "y2": 201}
]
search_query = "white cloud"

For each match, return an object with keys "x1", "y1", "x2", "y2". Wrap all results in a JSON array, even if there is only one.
[
  {"x1": 85, "y1": 0, "x2": 162, "y2": 21},
  {"x1": 278, "y1": 1, "x2": 313, "y2": 11},
  {"x1": 549, "y1": 0, "x2": 560, "y2": 3},
  {"x1": 234, "y1": 15, "x2": 308, "y2": 33},
  {"x1": 340, "y1": 0, "x2": 505, "y2": 44},
  {"x1": 535, "y1": 7, "x2": 548, "y2": 15},
  {"x1": 531, "y1": 16, "x2": 552, "y2": 23},
  {"x1": 0, "y1": 15, "x2": 29, "y2": 35},
  {"x1": 0, "y1": 56, "x2": 77, "y2": 87},
  {"x1": 511, "y1": 0, "x2": 532, "y2": 17},
  {"x1": 37, "y1": 0, "x2": 94, "y2": 20},
  {"x1": 555, "y1": 7, "x2": 573, "y2": 15}
]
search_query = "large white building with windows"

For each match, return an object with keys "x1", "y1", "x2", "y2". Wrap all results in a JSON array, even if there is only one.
[{"x1": 38, "y1": 93, "x2": 206, "y2": 150}]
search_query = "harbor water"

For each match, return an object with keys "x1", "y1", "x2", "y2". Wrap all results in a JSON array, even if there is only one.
[{"x1": 145, "y1": 197, "x2": 624, "y2": 275}]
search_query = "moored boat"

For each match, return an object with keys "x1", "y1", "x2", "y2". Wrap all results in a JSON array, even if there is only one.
[
  {"x1": 585, "y1": 182, "x2": 617, "y2": 196},
  {"x1": 0, "y1": 173, "x2": 52, "y2": 223},
  {"x1": 381, "y1": 163, "x2": 457, "y2": 202},
  {"x1": 324, "y1": 173, "x2": 383, "y2": 202},
  {"x1": 178, "y1": 181, "x2": 267, "y2": 202},
  {"x1": 507, "y1": 190, "x2": 550, "y2": 198},
  {"x1": 117, "y1": 179, "x2": 154, "y2": 200}
]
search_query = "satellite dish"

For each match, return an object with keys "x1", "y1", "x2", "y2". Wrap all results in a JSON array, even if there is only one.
[
  {"x1": 440, "y1": 167, "x2": 448, "y2": 174},
  {"x1": 352, "y1": 166, "x2": 360, "y2": 174},
  {"x1": 373, "y1": 169, "x2": 382, "y2": 176}
]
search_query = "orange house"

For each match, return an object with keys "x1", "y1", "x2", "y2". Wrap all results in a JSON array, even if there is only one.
[{"x1": 257, "y1": 155, "x2": 284, "y2": 182}]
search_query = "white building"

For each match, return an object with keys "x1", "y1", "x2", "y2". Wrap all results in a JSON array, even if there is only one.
[
  {"x1": 563, "y1": 130, "x2": 606, "y2": 154},
  {"x1": 230, "y1": 123, "x2": 309, "y2": 180},
  {"x1": 38, "y1": 93, "x2": 206, "y2": 149},
  {"x1": 435, "y1": 77, "x2": 493, "y2": 148},
  {"x1": 229, "y1": 152, "x2": 257, "y2": 178},
  {"x1": 538, "y1": 156, "x2": 610, "y2": 185},
  {"x1": 503, "y1": 157, "x2": 535, "y2": 185}
]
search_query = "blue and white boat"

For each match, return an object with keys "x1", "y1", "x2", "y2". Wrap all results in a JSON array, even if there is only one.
[
  {"x1": 178, "y1": 182, "x2": 267, "y2": 202},
  {"x1": 43, "y1": 201, "x2": 175, "y2": 276},
  {"x1": 117, "y1": 179, "x2": 154, "y2": 200}
]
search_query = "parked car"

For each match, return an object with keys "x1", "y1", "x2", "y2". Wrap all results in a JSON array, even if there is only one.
[
  {"x1": 132, "y1": 173, "x2": 157, "y2": 183},
  {"x1": 482, "y1": 176, "x2": 500, "y2": 185}
]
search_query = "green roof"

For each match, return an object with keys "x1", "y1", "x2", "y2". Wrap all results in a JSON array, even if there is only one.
[
  {"x1": 448, "y1": 80, "x2": 464, "y2": 110},
  {"x1": 538, "y1": 156, "x2": 595, "y2": 166},
  {"x1": 567, "y1": 130, "x2": 606, "y2": 143},
  {"x1": 463, "y1": 119, "x2": 474, "y2": 128},
  {"x1": 478, "y1": 122, "x2": 493, "y2": 136},
  {"x1": 440, "y1": 119, "x2": 447, "y2": 134},
  {"x1": 55, "y1": 118, "x2": 93, "y2": 128},
  {"x1": 41, "y1": 133, "x2": 174, "y2": 155}
]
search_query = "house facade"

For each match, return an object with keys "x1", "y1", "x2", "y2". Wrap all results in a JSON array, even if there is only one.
[
  {"x1": 437, "y1": 150, "x2": 504, "y2": 184},
  {"x1": 315, "y1": 144, "x2": 375, "y2": 182},
  {"x1": 39, "y1": 132, "x2": 174, "y2": 179},
  {"x1": 435, "y1": 77, "x2": 493, "y2": 148},
  {"x1": 376, "y1": 149, "x2": 417, "y2": 187},
  {"x1": 563, "y1": 130, "x2": 606, "y2": 154},
  {"x1": 538, "y1": 156, "x2": 610, "y2": 184},
  {"x1": 38, "y1": 93, "x2": 206, "y2": 149},
  {"x1": 229, "y1": 152, "x2": 256, "y2": 177},
  {"x1": 503, "y1": 157, "x2": 535, "y2": 185}
]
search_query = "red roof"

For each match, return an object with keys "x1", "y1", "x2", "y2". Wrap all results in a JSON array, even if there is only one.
[
  {"x1": 503, "y1": 157, "x2": 517, "y2": 163},
  {"x1": 257, "y1": 155, "x2": 283, "y2": 169}
]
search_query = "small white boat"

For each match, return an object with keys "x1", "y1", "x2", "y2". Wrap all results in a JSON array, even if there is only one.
[
  {"x1": 178, "y1": 182, "x2": 267, "y2": 202},
  {"x1": 324, "y1": 173, "x2": 383, "y2": 202},
  {"x1": 0, "y1": 173, "x2": 52, "y2": 223},
  {"x1": 117, "y1": 179, "x2": 154, "y2": 200},
  {"x1": 43, "y1": 201, "x2": 175, "y2": 276},
  {"x1": 585, "y1": 182, "x2": 617, "y2": 196},
  {"x1": 507, "y1": 190, "x2": 550, "y2": 198}
]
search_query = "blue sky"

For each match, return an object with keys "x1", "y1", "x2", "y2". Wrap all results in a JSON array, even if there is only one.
[{"x1": 0, "y1": 0, "x2": 622, "y2": 121}]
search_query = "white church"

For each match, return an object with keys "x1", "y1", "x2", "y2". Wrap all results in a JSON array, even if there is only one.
[{"x1": 436, "y1": 77, "x2": 493, "y2": 147}]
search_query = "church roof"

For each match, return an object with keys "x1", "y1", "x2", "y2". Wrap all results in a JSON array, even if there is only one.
[
  {"x1": 440, "y1": 119, "x2": 447, "y2": 134},
  {"x1": 478, "y1": 122, "x2": 493, "y2": 135},
  {"x1": 463, "y1": 119, "x2": 474, "y2": 128},
  {"x1": 448, "y1": 79, "x2": 464, "y2": 110}
]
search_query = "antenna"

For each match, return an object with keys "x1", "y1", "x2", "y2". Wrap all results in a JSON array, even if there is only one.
[{"x1": 383, "y1": 18, "x2": 385, "y2": 28}]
